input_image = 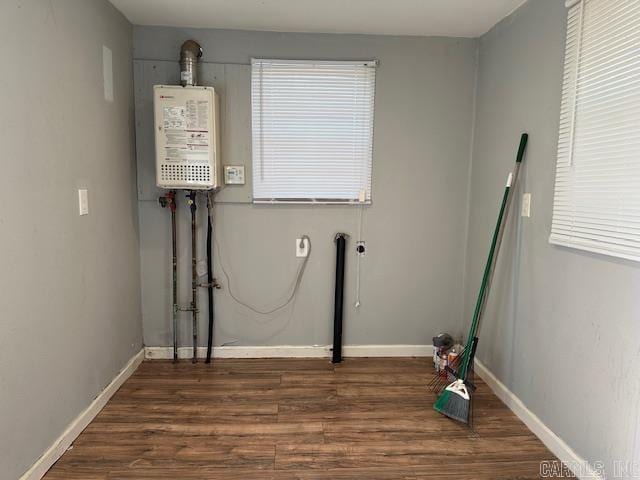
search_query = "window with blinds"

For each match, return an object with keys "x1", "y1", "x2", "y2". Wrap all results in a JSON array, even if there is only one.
[
  {"x1": 251, "y1": 59, "x2": 377, "y2": 203},
  {"x1": 550, "y1": 0, "x2": 640, "y2": 262}
]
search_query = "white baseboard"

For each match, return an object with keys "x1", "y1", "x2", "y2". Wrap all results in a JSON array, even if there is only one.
[
  {"x1": 344, "y1": 344, "x2": 433, "y2": 357},
  {"x1": 19, "y1": 349, "x2": 144, "y2": 480},
  {"x1": 474, "y1": 359, "x2": 603, "y2": 480},
  {"x1": 144, "y1": 344, "x2": 434, "y2": 360}
]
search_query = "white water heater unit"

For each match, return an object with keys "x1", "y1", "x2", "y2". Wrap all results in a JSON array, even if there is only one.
[{"x1": 154, "y1": 85, "x2": 221, "y2": 190}]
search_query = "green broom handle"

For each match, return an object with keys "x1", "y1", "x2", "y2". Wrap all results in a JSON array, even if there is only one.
[
  {"x1": 458, "y1": 183, "x2": 511, "y2": 378},
  {"x1": 516, "y1": 134, "x2": 529, "y2": 164},
  {"x1": 459, "y1": 133, "x2": 528, "y2": 379},
  {"x1": 473, "y1": 134, "x2": 528, "y2": 341}
]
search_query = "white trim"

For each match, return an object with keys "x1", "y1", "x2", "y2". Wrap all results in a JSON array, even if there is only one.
[
  {"x1": 144, "y1": 344, "x2": 434, "y2": 360},
  {"x1": 251, "y1": 59, "x2": 375, "y2": 203},
  {"x1": 252, "y1": 59, "x2": 379, "y2": 68},
  {"x1": 19, "y1": 350, "x2": 145, "y2": 480},
  {"x1": 253, "y1": 199, "x2": 372, "y2": 205},
  {"x1": 565, "y1": 0, "x2": 581, "y2": 9},
  {"x1": 474, "y1": 359, "x2": 604, "y2": 480},
  {"x1": 549, "y1": 235, "x2": 640, "y2": 264},
  {"x1": 343, "y1": 344, "x2": 432, "y2": 357}
]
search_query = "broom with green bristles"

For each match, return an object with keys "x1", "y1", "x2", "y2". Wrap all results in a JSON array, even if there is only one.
[{"x1": 434, "y1": 133, "x2": 528, "y2": 424}]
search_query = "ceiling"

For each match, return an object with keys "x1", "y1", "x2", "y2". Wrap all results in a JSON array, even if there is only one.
[{"x1": 109, "y1": 0, "x2": 526, "y2": 38}]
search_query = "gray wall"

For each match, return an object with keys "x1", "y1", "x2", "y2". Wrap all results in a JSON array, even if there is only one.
[
  {"x1": 133, "y1": 27, "x2": 478, "y2": 348},
  {"x1": 466, "y1": 0, "x2": 640, "y2": 476},
  {"x1": 0, "y1": 1, "x2": 142, "y2": 478}
]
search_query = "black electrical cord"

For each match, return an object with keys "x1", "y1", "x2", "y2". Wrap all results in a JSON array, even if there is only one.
[{"x1": 205, "y1": 196, "x2": 215, "y2": 363}]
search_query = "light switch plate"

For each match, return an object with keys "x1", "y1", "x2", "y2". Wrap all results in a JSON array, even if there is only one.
[
  {"x1": 224, "y1": 165, "x2": 245, "y2": 185},
  {"x1": 521, "y1": 193, "x2": 531, "y2": 217},
  {"x1": 78, "y1": 189, "x2": 89, "y2": 216}
]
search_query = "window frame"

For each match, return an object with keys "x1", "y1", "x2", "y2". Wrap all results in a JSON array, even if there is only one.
[
  {"x1": 549, "y1": 0, "x2": 640, "y2": 262},
  {"x1": 250, "y1": 58, "x2": 378, "y2": 205}
]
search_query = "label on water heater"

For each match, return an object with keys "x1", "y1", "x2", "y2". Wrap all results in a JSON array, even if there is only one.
[
  {"x1": 161, "y1": 98, "x2": 210, "y2": 164},
  {"x1": 163, "y1": 106, "x2": 186, "y2": 130}
]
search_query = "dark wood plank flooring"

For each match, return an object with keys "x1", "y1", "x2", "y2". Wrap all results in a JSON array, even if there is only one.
[{"x1": 43, "y1": 358, "x2": 559, "y2": 479}]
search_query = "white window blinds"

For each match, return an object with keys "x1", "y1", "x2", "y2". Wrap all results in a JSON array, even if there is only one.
[
  {"x1": 251, "y1": 59, "x2": 376, "y2": 203},
  {"x1": 550, "y1": 0, "x2": 640, "y2": 262}
]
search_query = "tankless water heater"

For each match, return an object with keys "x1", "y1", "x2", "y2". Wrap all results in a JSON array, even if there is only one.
[{"x1": 154, "y1": 85, "x2": 221, "y2": 190}]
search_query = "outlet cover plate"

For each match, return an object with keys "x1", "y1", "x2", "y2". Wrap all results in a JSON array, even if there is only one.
[
  {"x1": 521, "y1": 193, "x2": 531, "y2": 217},
  {"x1": 296, "y1": 238, "x2": 309, "y2": 257},
  {"x1": 78, "y1": 189, "x2": 89, "y2": 216}
]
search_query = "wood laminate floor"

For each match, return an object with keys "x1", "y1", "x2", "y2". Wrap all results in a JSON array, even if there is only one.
[{"x1": 43, "y1": 358, "x2": 562, "y2": 479}]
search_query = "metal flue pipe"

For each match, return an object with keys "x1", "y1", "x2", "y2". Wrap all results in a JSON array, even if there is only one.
[{"x1": 180, "y1": 40, "x2": 203, "y2": 87}]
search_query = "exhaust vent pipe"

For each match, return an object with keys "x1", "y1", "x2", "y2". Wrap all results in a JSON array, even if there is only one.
[
  {"x1": 180, "y1": 40, "x2": 203, "y2": 87},
  {"x1": 332, "y1": 233, "x2": 348, "y2": 364}
]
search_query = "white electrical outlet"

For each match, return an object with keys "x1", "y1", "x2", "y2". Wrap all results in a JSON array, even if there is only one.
[
  {"x1": 78, "y1": 189, "x2": 89, "y2": 216},
  {"x1": 521, "y1": 193, "x2": 531, "y2": 217},
  {"x1": 296, "y1": 238, "x2": 310, "y2": 257}
]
